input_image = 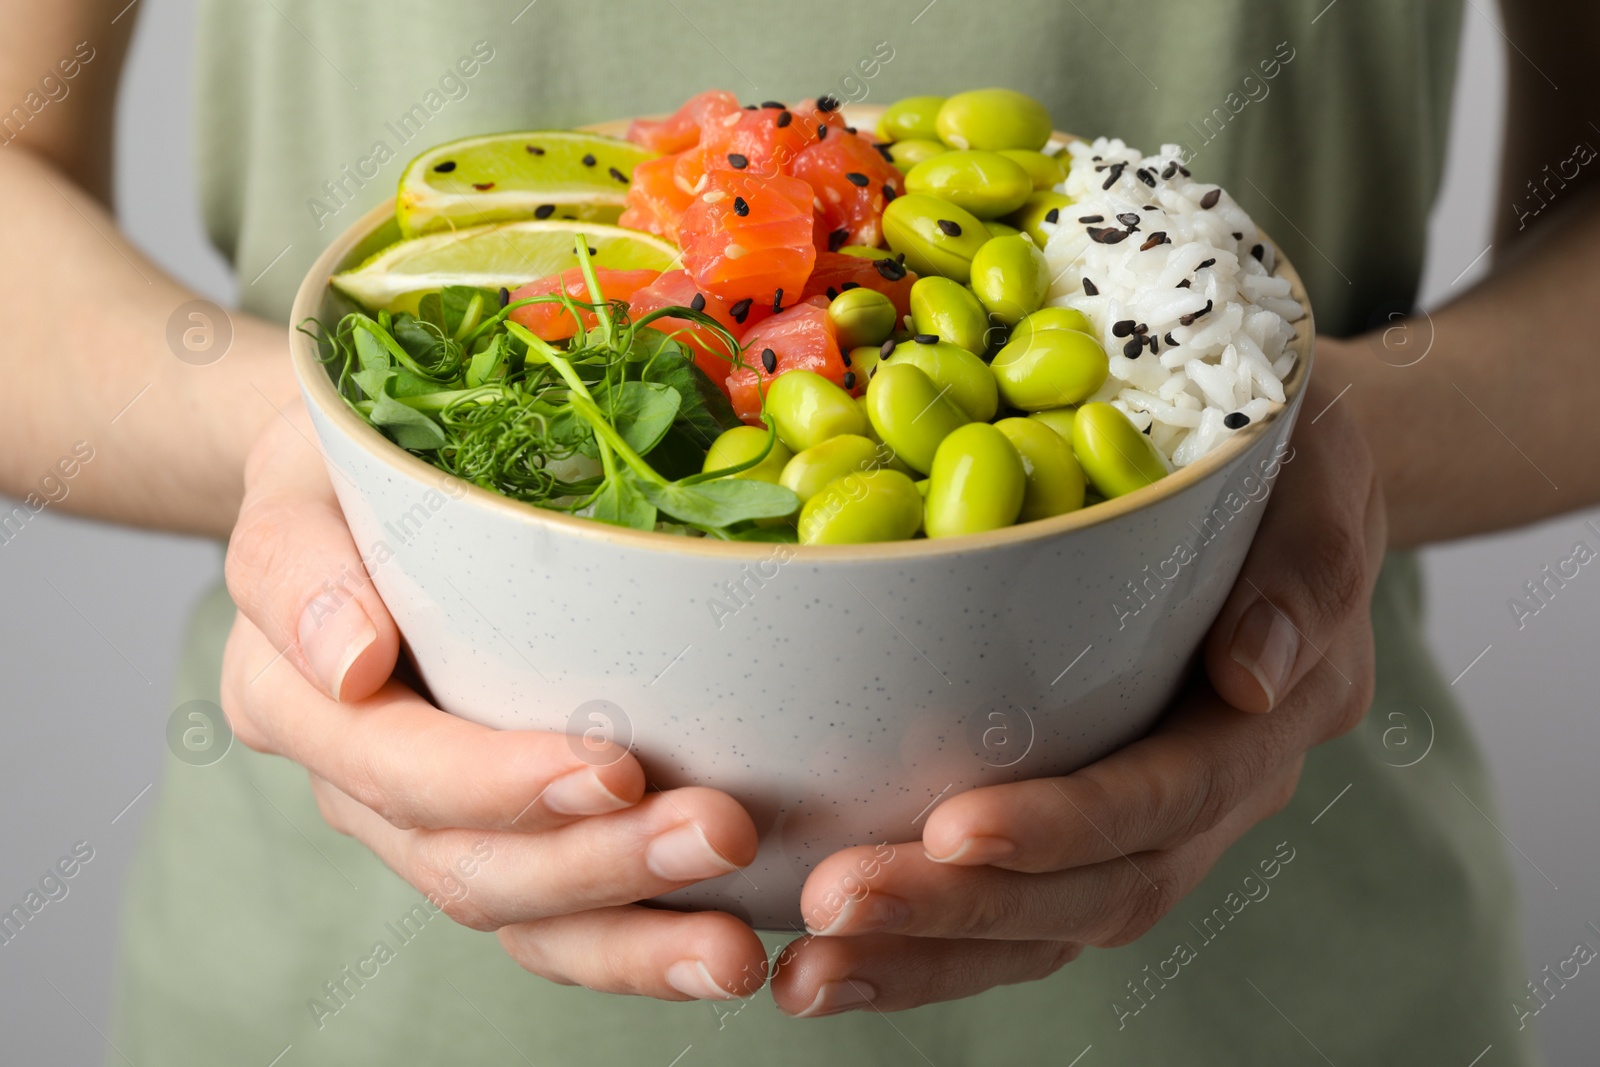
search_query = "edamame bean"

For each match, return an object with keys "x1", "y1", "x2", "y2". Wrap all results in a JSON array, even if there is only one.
[
  {"x1": 864, "y1": 362, "x2": 970, "y2": 473},
  {"x1": 999, "y1": 149, "x2": 1067, "y2": 190},
  {"x1": 969, "y1": 235, "x2": 1048, "y2": 326},
  {"x1": 878, "y1": 95, "x2": 946, "y2": 142},
  {"x1": 798, "y1": 469, "x2": 924, "y2": 544},
  {"x1": 995, "y1": 417, "x2": 1085, "y2": 521},
  {"x1": 1007, "y1": 190, "x2": 1074, "y2": 245},
  {"x1": 908, "y1": 277, "x2": 989, "y2": 355},
  {"x1": 904, "y1": 150, "x2": 1033, "y2": 219},
  {"x1": 984, "y1": 220, "x2": 1021, "y2": 239},
  {"x1": 827, "y1": 288, "x2": 898, "y2": 351},
  {"x1": 881, "y1": 194, "x2": 989, "y2": 283},
  {"x1": 702, "y1": 425, "x2": 793, "y2": 483},
  {"x1": 1027, "y1": 406, "x2": 1079, "y2": 441},
  {"x1": 924, "y1": 422, "x2": 1025, "y2": 538},
  {"x1": 1011, "y1": 306, "x2": 1095, "y2": 345},
  {"x1": 887, "y1": 138, "x2": 947, "y2": 174},
  {"x1": 935, "y1": 89, "x2": 1053, "y2": 152},
  {"x1": 779, "y1": 434, "x2": 883, "y2": 503},
  {"x1": 990, "y1": 329, "x2": 1109, "y2": 410},
  {"x1": 847, "y1": 344, "x2": 886, "y2": 384},
  {"x1": 1071, "y1": 402, "x2": 1168, "y2": 498},
  {"x1": 886, "y1": 337, "x2": 998, "y2": 422},
  {"x1": 765, "y1": 369, "x2": 870, "y2": 453}
]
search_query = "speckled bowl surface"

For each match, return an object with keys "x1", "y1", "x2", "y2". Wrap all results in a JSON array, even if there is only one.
[{"x1": 290, "y1": 112, "x2": 1313, "y2": 928}]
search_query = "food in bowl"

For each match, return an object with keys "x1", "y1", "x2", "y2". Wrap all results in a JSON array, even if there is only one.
[{"x1": 308, "y1": 89, "x2": 1302, "y2": 546}]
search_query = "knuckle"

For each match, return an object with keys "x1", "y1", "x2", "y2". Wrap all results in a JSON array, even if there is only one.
[
  {"x1": 1299, "y1": 520, "x2": 1370, "y2": 628},
  {"x1": 1100, "y1": 863, "x2": 1185, "y2": 947},
  {"x1": 337, "y1": 745, "x2": 417, "y2": 830},
  {"x1": 958, "y1": 877, "x2": 1030, "y2": 938},
  {"x1": 410, "y1": 837, "x2": 501, "y2": 930},
  {"x1": 224, "y1": 496, "x2": 303, "y2": 629}
]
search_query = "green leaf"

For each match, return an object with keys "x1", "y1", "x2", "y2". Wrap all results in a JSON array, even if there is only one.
[
  {"x1": 725, "y1": 523, "x2": 799, "y2": 543},
  {"x1": 351, "y1": 367, "x2": 394, "y2": 403},
  {"x1": 417, "y1": 292, "x2": 446, "y2": 333},
  {"x1": 352, "y1": 325, "x2": 394, "y2": 374},
  {"x1": 633, "y1": 341, "x2": 740, "y2": 448},
  {"x1": 639, "y1": 478, "x2": 799, "y2": 527},
  {"x1": 465, "y1": 334, "x2": 507, "y2": 388},
  {"x1": 588, "y1": 467, "x2": 657, "y2": 530},
  {"x1": 370, "y1": 390, "x2": 448, "y2": 450},
  {"x1": 442, "y1": 285, "x2": 494, "y2": 340},
  {"x1": 644, "y1": 423, "x2": 708, "y2": 480},
  {"x1": 598, "y1": 380, "x2": 681, "y2": 456}
]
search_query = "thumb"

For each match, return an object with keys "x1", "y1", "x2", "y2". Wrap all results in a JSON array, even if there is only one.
[
  {"x1": 1204, "y1": 390, "x2": 1386, "y2": 713},
  {"x1": 225, "y1": 402, "x2": 400, "y2": 702}
]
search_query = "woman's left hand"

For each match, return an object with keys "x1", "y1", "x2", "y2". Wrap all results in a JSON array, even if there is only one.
[{"x1": 772, "y1": 370, "x2": 1388, "y2": 1017}]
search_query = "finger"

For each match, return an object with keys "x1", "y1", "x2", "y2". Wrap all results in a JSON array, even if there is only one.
[
  {"x1": 311, "y1": 776, "x2": 758, "y2": 927},
  {"x1": 1203, "y1": 376, "x2": 1386, "y2": 712},
  {"x1": 499, "y1": 907, "x2": 769, "y2": 1002},
  {"x1": 224, "y1": 616, "x2": 644, "y2": 831},
  {"x1": 225, "y1": 401, "x2": 400, "y2": 702},
  {"x1": 770, "y1": 932, "x2": 1077, "y2": 1017},
  {"x1": 804, "y1": 759, "x2": 1301, "y2": 944},
  {"x1": 919, "y1": 619, "x2": 1357, "y2": 872}
]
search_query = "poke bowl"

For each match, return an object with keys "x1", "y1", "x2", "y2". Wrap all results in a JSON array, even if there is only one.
[{"x1": 290, "y1": 93, "x2": 1314, "y2": 928}]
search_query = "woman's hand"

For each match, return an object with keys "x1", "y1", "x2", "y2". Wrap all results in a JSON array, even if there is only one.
[
  {"x1": 220, "y1": 399, "x2": 770, "y2": 1002},
  {"x1": 772, "y1": 372, "x2": 1387, "y2": 1017}
]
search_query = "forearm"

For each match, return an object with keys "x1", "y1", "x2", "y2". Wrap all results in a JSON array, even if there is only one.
[
  {"x1": 0, "y1": 145, "x2": 296, "y2": 538},
  {"x1": 1320, "y1": 191, "x2": 1600, "y2": 548}
]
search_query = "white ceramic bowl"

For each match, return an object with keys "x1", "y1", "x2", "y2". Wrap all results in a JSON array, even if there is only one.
[{"x1": 290, "y1": 118, "x2": 1313, "y2": 929}]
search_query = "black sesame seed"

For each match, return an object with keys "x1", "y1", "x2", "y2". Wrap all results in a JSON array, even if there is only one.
[
  {"x1": 730, "y1": 298, "x2": 753, "y2": 324},
  {"x1": 1077, "y1": 214, "x2": 1104, "y2": 224},
  {"x1": 1178, "y1": 299, "x2": 1214, "y2": 326},
  {"x1": 690, "y1": 292, "x2": 706, "y2": 312},
  {"x1": 841, "y1": 350, "x2": 852, "y2": 366},
  {"x1": 587, "y1": 246, "x2": 597, "y2": 256},
  {"x1": 733, "y1": 196, "x2": 750, "y2": 217},
  {"x1": 777, "y1": 110, "x2": 793, "y2": 128},
  {"x1": 472, "y1": 182, "x2": 495, "y2": 191},
  {"x1": 1179, "y1": 165, "x2": 1192, "y2": 177},
  {"x1": 1133, "y1": 323, "x2": 1149, "y2": 335},
  {"x1": 828, "y1": 227, "x2": 850, "y2": 252},
  {"x1": 937, "y1": 219, "x2": 962, "y2": 237},
  {"x1": 1176, "y1": 279, "x2": 1192, "y2": 289},
  {"x1": 840, "y1": 282, "x2": 860, "y2": 291},
  {"x1": 761, "y1": 100, "x2": 786, "y2": 109},
  {"x1": 843, "y1": 370, "x2": 857, "y2": 389},
  {"x1": 875, "y1": 143, "x2": 895, "y2": 162},
  {"x1": 525, "y1": 145, "x2": 545, "y2": 155},
  {"x1": 817, "y1": 94, "x2": 841, "y2": 112},
  {"x1": 727, "y1": 153, "x2": 749, "y2": 169},
  {"x1": 1143, "y1": 423, "x2": 1153, "y2": 435},
  {"x1": 1113, "y1": 320, "x2": 1136, "y2": 337},
  {"x1": 1199, "y1": 189, "x2": 1221, "y2": 209},
  {"x1": 1161, "y1": 162, "x2": 1178, "y2": 180},
  {"x1": 608, "y1": 166, "x2": 629, "y2": 184},
  {"x1": 1232, "y1": 231, "x2": 1244, "y2": 241},
  {"x1": 534, "y1": 204, "x2": 556, "y2": 219},
  {"x1": 1197, "y1": 258, "x2": 1216, "y2": 270},
  {"x1": 1140, "y1": 232, "x2": 1169, "y2": 251},
  {"x1": 497, "y1": 286, "x2": 510, "y2": 307},
  {"x1": 1224, "y1": 411, "x2": 1251, "y2": 430},
  {"x1": 845, "y1": 125, "x2": 858, "y2": 135},
  {"x1": 1137, "y1": 168, "x2": 1157, "y2": 188},
  {"x1": 1123, "y1": 338, "x2": 1144, "y2": 359},
  {"x1": 915, "y1": 333, "x2": 938, "y2": 345},
  {"x1": 883, "y1": 184, "x2": 897, "y2": 202},
  {"x1": 433, "y1": 160, "x2": 457, "y2": 173},
  {"x1": 845, "y1": 172, "x2": 870, "y2": 188},
  {"x1": 1102, "y1": 162, "x2": 1127, "y2": 190},
  {"x1": 1117, "y1": 212, "x2": 1141, "y2": 227},
  {"x1": 744, "y1": 104, "x2": 758, "y2": 110},
  {"x1": 1082, "y1": 278, "x2": 1099, "y2": 296},
  {"x1": 880, "y1": 339, "x2": 897, "y2": 358},
  {"x1": 1087, "y1": 227, "x2": 1128, "y2": 245},
  {"x1": 773, "y1": 289, "x2": 784, "y2": 314},
  {"x1": 582, "y1": 153, "x2": 597, "y2": 167},
  {"x1": 1251, "y1": 244, "x2": 1265, "y2": 261},
  {"x1": 760, "y1": 348, "x2": 778, "y2": 373},
  {"x1": 1165, "y1": 333, "x2": 1179, "y2": 346},
  {"x1": 817, "y1": 124, "x2": 829, "y2": 139},
  {"x1": 1039, "y1": 207, "x2": 1058, "y2": 224},
  {"x1": 874, "y1": 257, "x2": 907, "y2": 281},
  {"x1": 1150, "y1": 335, "x2": 1160, "y2": 354}
]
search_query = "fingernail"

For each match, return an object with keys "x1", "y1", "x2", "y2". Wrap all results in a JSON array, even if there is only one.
[
  {"x1": 925, "y1": 835, "x2": 1016, "y2": 865},
  {"x1": 647, "y1": 824, "x2": 738, "y2": 883},
  {"x1": 541, "y1": 769, "x2": 631, "y2": 816},
  {"x1": 793, "y1": 979, "x2": 878, "y2": 1018},
  {"x1": 806, "y1": 892, "x2": 909, "y2": 936},
  {"x1": 1230, "y1": 599, "x2": 1299, "y2": 711},
  {"x1": 299, "y1": 595, "x2": 377, "y2": 701},
  {"x1": 666, "y1": 959, "x2": 736, "y2": 1001}
]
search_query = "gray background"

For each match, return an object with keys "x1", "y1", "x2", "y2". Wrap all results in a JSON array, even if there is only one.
[{"x1": 2, "y1": 0, "x2": 1595, "y2": 1062}]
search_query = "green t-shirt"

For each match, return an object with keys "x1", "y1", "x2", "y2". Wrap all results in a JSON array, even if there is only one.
[{"x1": 113, "y1": 2, "x2": 1542, "y2": 1063}]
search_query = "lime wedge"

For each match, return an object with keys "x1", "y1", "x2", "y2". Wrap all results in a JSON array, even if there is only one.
[
  {"x1": 396, "y1": 131, "x2": 657, "y2": 238},
  {"x1": 330, "y1": 220, "x2": 680, "y2": 314}
]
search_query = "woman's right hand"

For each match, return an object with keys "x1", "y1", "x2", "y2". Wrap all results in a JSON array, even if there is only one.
[{"x1": 220, "y1": 399, "x2": 768, "y2": 1002}]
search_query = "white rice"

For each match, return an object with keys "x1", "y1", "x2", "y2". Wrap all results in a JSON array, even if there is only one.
[{"x1": 1039, "y1": 138, "x2": 1305, "y2": 468}]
